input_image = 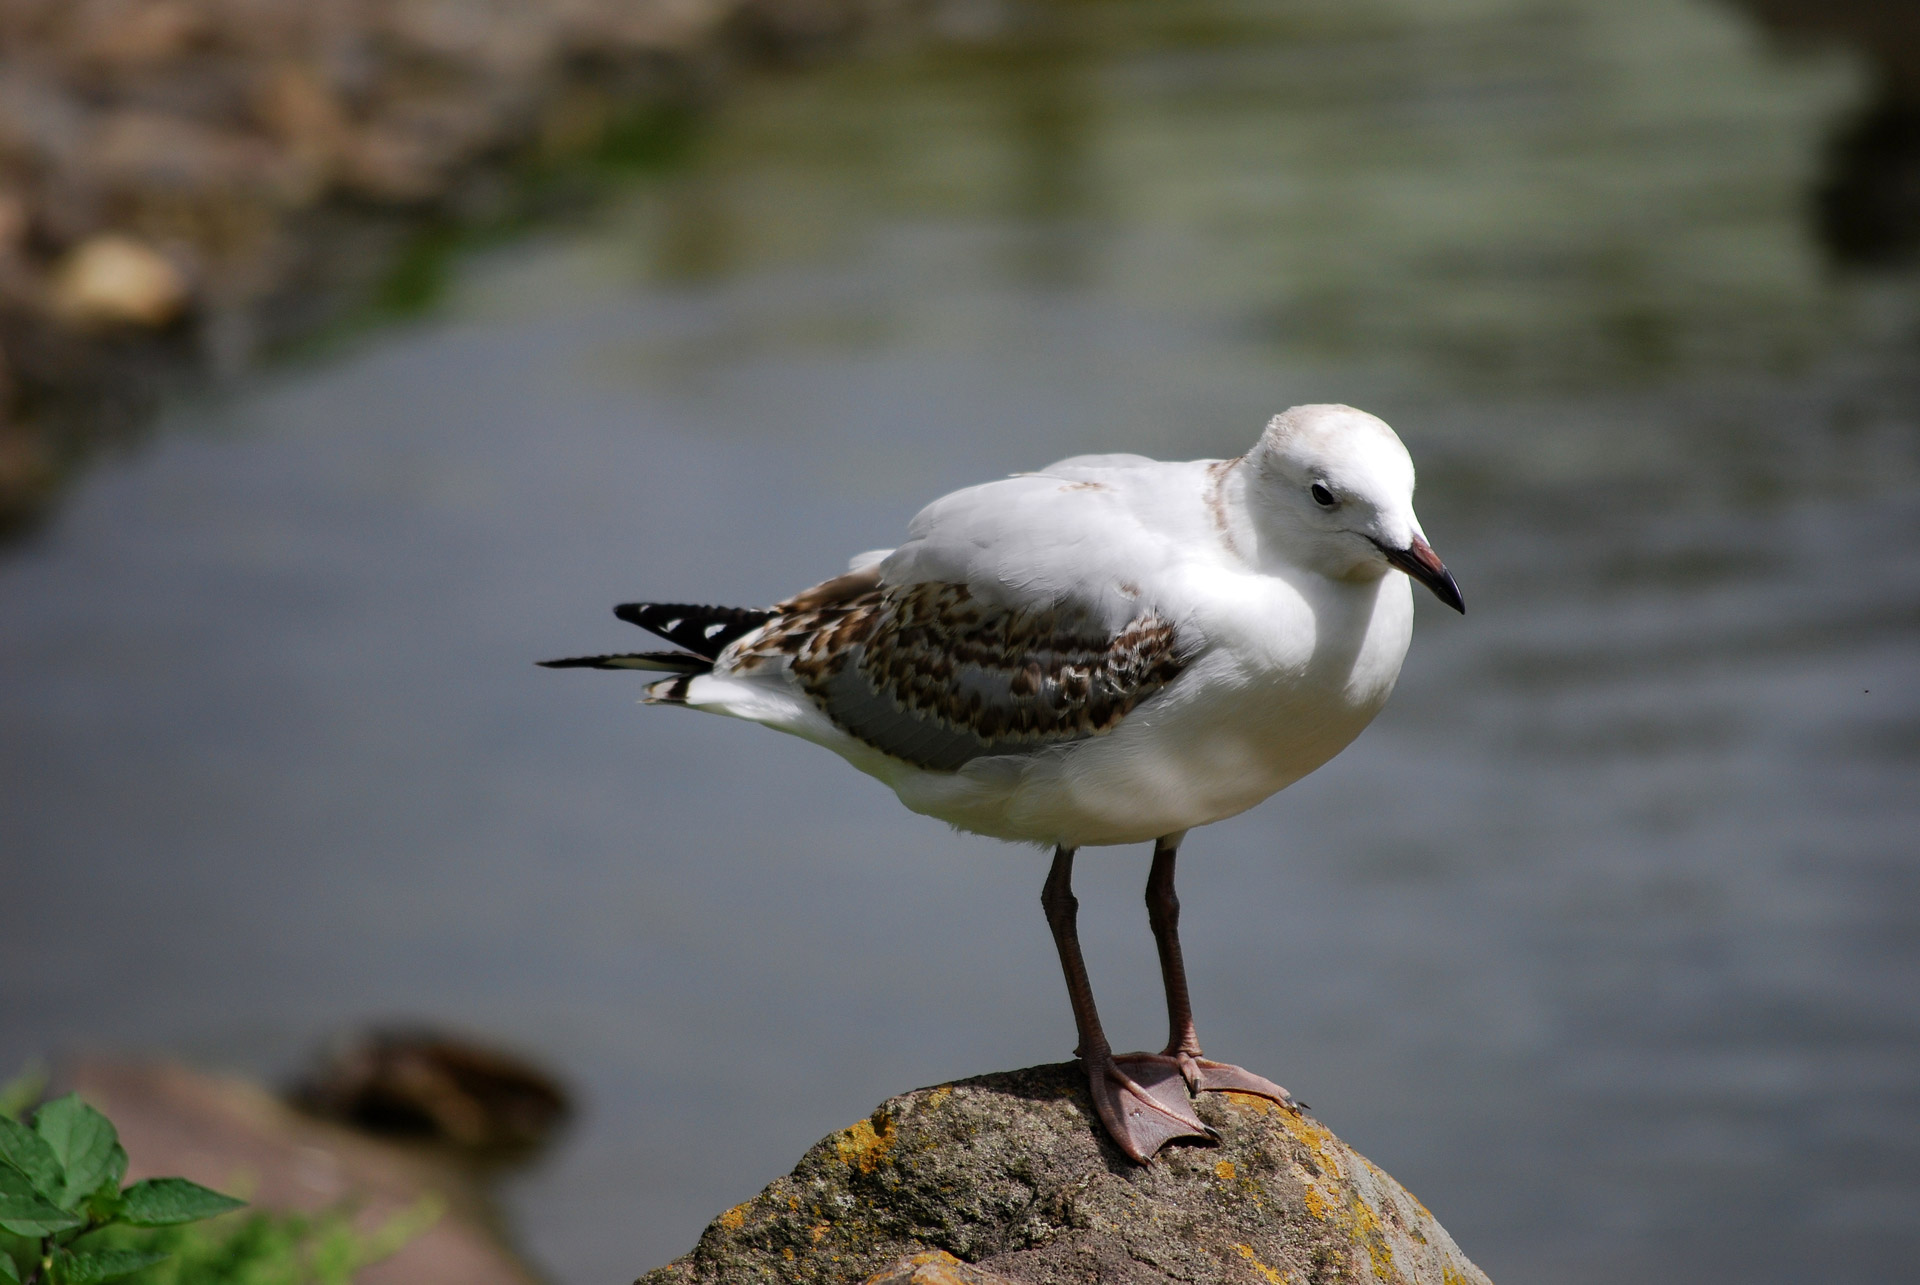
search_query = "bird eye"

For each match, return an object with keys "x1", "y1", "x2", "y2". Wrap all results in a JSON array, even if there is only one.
[{"x1": 1310, "y1": 483, "x2": 1336, "y2": 508}]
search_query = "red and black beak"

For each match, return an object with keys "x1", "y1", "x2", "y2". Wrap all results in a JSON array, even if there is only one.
[{"x1": 1375, "y1": 536, "x2": 1464, "y2": 614}]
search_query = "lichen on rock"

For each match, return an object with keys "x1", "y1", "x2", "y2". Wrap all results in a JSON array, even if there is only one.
[{"x1": 637, "y1": 1062, "x2": 1491, "y2": 1285}]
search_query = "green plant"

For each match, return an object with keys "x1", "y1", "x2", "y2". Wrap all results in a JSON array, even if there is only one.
[
  {"x1": 0, "y1": 1066, "x2": 438, "y2": 1285},
  {"x1": 0, "y1": 1090, "x2": 243, "y2": 1285},
  {"x1": 107, "y1": 1196, "x2": 442, "y2": 1285}
]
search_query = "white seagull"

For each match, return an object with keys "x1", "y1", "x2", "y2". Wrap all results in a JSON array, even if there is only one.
[{"x1": 543, "y1": 404, "x2": 1463, "y2": 1162}]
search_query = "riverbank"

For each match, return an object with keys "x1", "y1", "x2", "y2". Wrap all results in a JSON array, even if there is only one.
[{"x1": 0, "y1": 0, "x2": 905, "y2": 536}]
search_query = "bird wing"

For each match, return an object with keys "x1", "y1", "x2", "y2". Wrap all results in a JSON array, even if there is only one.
[
  {"x1": 722, "y1": 466, "x2": 1198, "y2": 771},
  {"x1": 882, "y1": 465, "x2": 1193, "y2": 626}
]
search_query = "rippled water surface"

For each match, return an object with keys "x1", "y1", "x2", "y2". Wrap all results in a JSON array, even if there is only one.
[{"x1": 5, "y1": 1, "x2": 1919, "y2": 1281}]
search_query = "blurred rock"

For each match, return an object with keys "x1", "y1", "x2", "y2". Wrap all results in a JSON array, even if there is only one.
[
  {"x1": 0, "y1": 415, "x2": 54, "y2": 532},
  {"x1": 1732, "y1": 0, "x2": 1920, "y2": 264},
  {"x1": 67, "y1": 1059, "x2": 542, "y2": 1285},
  {"x1": 292, "y1": 1026, "x2": 572, "y2": 1160},
  {"x1": 83, "y1": 109, "x2": 289, "y2": 199},
  {"x1": 639, "y1": 1062, "x2": 1492, "y2": 1285},
  {"x1": 0, "y1": 189, "x2": 30, "y2": 254},
  {"x1": 0, "y1": 0, "x2": 903, "y2": 539},
  {"x1": 252, "y1": 61, "x2": 352, "y2": 197},
  {"x1": 732, "y1": 0, "x2": 872, "y2": 60},
  {"x1": 49, "y1": 233, "x2": 190, "y2": 327},
  {"x1": 71, "y1": 0, "x2": 211, "y2": 73},
  {"x1": 0, "y1": 339, "x2": 57, "y2": 537},
  {"x1": 1818, "y1": 101, "x2": 1920, "y2": 265}
]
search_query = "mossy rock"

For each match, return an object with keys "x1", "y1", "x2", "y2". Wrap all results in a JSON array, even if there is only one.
[{"x1": 637, "y1": 1062, "x2": 1491, "y2": 1285}]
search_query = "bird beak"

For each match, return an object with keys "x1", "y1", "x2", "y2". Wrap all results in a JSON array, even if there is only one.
[{"x1": 1377, "y1": 535, "x2": 1465, "y2": 614}]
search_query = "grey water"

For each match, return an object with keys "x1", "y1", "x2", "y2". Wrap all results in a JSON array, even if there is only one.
[{"x1": 4, "y1": 0, "x2": 1919, "y2": 1281}]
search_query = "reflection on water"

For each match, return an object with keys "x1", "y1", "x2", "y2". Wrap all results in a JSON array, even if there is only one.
[{"x1": 3, "y1": 1, "x2": 1918, "y2": 1283}]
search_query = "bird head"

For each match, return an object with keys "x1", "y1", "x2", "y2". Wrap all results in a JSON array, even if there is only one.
[{"x1": 1242, "y1": 404, "x2": 1464, "y2": 613}]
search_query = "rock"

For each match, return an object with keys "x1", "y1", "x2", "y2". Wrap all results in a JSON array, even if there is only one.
[
  {"x1": 83, "y1": 110, "x2": 291, "y2": 201},
  {"x1": 252, "y1": 62, "x2": 354, "y2": 199},
  {"x1": 0, "y1": 367, "x2": 57, "y2": 537},
  {"x1": 639, "y1": 1062, "x2": 1492, "y2": 1285},
  {"x1": 49, "y1": 233, "x2": 190, "y2": 327},
  {"x1": 290, "y1": 1026, "x2": 572, "y2": 1159},
  {"x1": 67, "y1": 1059, "x2": 542, "y2": 1285},
  {"x1": 0, "y1": 0, "x2": 896, "y2": 541},
  {"x1": 56, "y1": 0, "x2": 212, "y2": 72}
]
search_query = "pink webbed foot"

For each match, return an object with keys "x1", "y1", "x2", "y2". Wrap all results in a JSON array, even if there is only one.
[
  {"x1": 1083, "y1": 1050, "x2": 1215, "y2": 1163},
  {"x1": 1114, "y1": 1050, "x2": 1300, "y2": 1113},
  {"x1": 1179, "y1": 1055, "x2": 1299, "y2": 1108}
]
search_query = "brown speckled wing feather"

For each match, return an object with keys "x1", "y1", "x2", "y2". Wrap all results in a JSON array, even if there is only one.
[{"x1": 727, "y1": 580, "x2": 1188, "y2": 771}]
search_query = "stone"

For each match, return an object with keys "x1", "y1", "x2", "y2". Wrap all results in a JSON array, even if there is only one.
[
  {"x1": 290, "y1": 1026, "x2": 572, "y2": 1157},
  {"x1": 0, "y1": 0, "x2": 887, "y2": 537},
  {"x1": 638, "y1": 1062, "x2": 1492, "y2": 1285},
  {"x1": 49, "y1": 233, "x2": 190, "y2": 327}
]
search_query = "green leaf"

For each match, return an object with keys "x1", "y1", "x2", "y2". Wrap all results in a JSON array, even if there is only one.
[
  {"x1": 0, "y1": 1118, "x2": 62, "y2": 1201},
  {"x1": 0, "y1": 1247, "x2": 20, "y2": 1283},
  {"x1": 51, "y1": 1247, "x2": 169, "y2": 1285},
  {"x1": 82, "y1": 1165, "x2": 125, "y2": 1227},
  {"x1": 83, "y1": 1143, "x2": 128, "y2": 1224},
  {"x1": 0, "y1": 1165, "x2": 83, "y2": 1237},
  {"x1": 31, "y1": 1098, "x2": 118, "y2": 1211},
  {"x1": 117, "y1": 1179, "x2": 244, "y2": 1227}
]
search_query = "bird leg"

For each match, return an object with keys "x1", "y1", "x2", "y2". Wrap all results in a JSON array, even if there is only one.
[
  {"x1": 1042, "y1": 845, "x2": 1211, "y2": 1162},
  {"x1": 1117, "y1": 838, "x2": 1298, "y2": 1108}
]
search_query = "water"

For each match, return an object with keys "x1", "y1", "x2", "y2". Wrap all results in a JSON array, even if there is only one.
[{"x1": 5, "y1": 0, "x2": 1919, "y2": 1281}]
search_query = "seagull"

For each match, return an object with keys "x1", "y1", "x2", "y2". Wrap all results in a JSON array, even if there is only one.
[{"x1": 542, "y1": 404, "x2": 1463, "y2": 1162}]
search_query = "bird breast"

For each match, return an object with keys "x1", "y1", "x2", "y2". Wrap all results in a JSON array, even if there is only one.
[{"x1": 1151, "y1": 567, "x2": 1411, "y2": 799}]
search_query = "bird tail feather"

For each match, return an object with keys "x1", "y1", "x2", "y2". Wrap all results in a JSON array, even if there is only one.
[
  {"x1": 536, "y1": 650, "x2": 711, "y2": 673},
  {"x1": 538, "y1": 601, "x2": 774, "y2": 701}
]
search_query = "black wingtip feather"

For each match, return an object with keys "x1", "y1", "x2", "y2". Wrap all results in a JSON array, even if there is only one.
[{"x1": 613, "y1": 601, "x2": 775, "y2": 659}]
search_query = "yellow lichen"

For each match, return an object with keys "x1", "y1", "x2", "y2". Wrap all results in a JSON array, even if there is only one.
[
  {"x1": 1257, "y1": 1106, "x2": 1346, "y2": 1185},
  {"x1": 1220, "y1": 1091, "x2": 1283, "y2": 1116},
  {"x1": 1303, "y1": 1184, "x2": 1397, "y2": 1282},
  {"x1": 810, "y1": 1223, "x2": 831, "y2": 1245},
  {"x1": 1290, "y1": 1148, "x2": 1401, "y2": 1281},
  {"x1": 1234, "y1": 1242, "x2": 1284, "y2": 1284},
  {"x1": 1215, "y1": 1160, "x2": 1238, "y2": 1182},
  {"x1": 835, "y1": 1113, "x2": 897, "y2": 1173},
  {"x1": 1345, "y1": 1191, "x2": 1395, "y2": 1281},
  {"x1": 926, "y1": 1085, "x2": 953, "y2": 1107},
  {"x1": 718, "y1": 1204, "x2": 748, "y2": 1231}
]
